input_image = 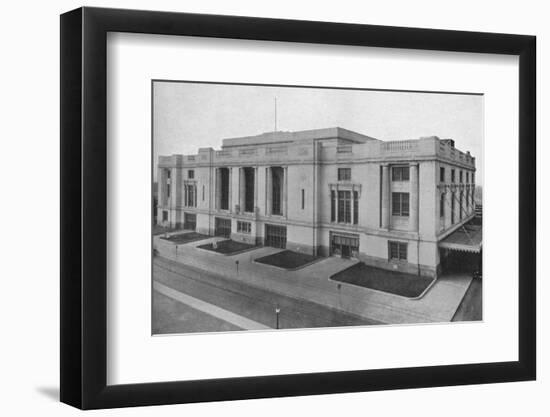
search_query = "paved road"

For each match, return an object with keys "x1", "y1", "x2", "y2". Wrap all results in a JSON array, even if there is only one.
[
  {"x1": 153, "y1": 256, "x2": 379, "y2": 334},
  {"x1": 452, "y1": 278, "x2": 482, "y2": 322}
]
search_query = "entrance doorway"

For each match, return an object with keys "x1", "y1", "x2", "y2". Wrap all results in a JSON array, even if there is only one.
[
  {"x1": 214, "y1": 217, "x2": 231, "y2": 238},
  {"x1": 183, "y1": 213, "x2": 196, "y2": 231},
  {"x1": 330, "y1": 233, "x2": 359, "y2": 258}
]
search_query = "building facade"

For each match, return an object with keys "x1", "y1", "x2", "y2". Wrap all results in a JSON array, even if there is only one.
[{"x1": 157, "y1": 127, "x2": 476, "y2": 278}]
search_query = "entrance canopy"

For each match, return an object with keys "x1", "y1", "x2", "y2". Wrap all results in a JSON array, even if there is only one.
[{"x1": 439, "y1": 224, "x2": 482, "y2": 253}]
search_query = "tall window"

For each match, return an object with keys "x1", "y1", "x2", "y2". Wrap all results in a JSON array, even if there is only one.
[
  {"x1": 451, "y1": 169, "x2": 456, "y2": 183},
  {"x1": 166, "y1": 184, "x2": 171, "y2": 198},
  {"x1": 353, "y1": 191, "x2": 359, "y2": 225},
  {"x1": 392, "y1": 166, "x2": 410, "y2": 181},
  {"x1": 271, "y1": 167, "x2": 283, "y2": 215},
  {"x1": 388, "y1": 241, "x2": 407, "y2": 261},
  {"x1": 440, "y1": 193, "x2": 445, "y2": 218},
  {"x1": 459, "y1": 191, "x2": 463, "y2": 220},
  {"x1": 301, "y1": 189, "x2": 305, "y2": 210},
  {"x1": 220, "y1": 168, "x2": 229, "y2": 210},
  {"x1": 338, "y1": 168, "x2": 351, "y2": 181},
  {"x1": 244, "y1": 168, "x2": 255, "y2": 213},
  {"x1": 472, "y1": 172, "x2": 475, "y2": 184},
  {"x1": 202, "y1": 185, "x2": 205, "y2": 201},
  {"x1": 185, "y1": 184, "x2": 196, "y2": 207},
  {"x1": 162, "y1": 210, "x2": 168, "y2": 222},
  {"x1": 440, "y1": 167, "x2": 445, "y2": 182},
  {"x1": 188, "y1": 170, "x2": 194, "y2": 179},
  {"x1": 451, "y1": 192, "x2": 456, "y2": 224},
  {"x1": 392, "y1": 192, "x2": 410, "y2": 216},
  {"x1": 337, "y1": 191, "x2": 352, "y2": 223},
  {"x1": 459, "y1": 171, "x2": 463, "y2": 183},
  {"x1": 330, "y1": 190, "x2": 336, "y2": 222},
  {"x1": 466, "y1": 172, "x2": 469, "y2": 183}
]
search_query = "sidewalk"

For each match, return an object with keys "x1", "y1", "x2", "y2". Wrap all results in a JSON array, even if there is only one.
[{"x1": 154, "y1": 236, "x2": 472, "y2": 324}]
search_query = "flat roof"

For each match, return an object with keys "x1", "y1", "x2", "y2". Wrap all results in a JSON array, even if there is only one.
[
  {"x1": 439, "y1": 223, "x2": 482, "y2": 253},
  {"x1": 221, "y1": 127, "x2": 379, "y2": 148}
]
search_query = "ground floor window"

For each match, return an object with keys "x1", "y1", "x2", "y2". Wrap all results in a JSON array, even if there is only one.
[
  {"x1": 183, "y1": 213, "x2": 196, "y2": 230},
  {"x1": 331, "y1": 233, "x2": 359, "y2": 258},
  {"x1": 388, "y1": 241, "x2": 408, "y2": 261},
  {"x1": 265, "y1": 224, "x2": 287, "y2": 249},
  {"x1": 237, "y1": 221, "x2": 251, "y2": 234},
  {"x1": 214, "y1": 217, "x2": 231, "y2": 238},
  {"x1": 162, "y1": 210, "x2": 168, "y2": 222}
]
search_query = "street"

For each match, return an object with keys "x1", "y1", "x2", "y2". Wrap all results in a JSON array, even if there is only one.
[{"x1": 152, "y1": 256, "x2": 379, "y2": 334}]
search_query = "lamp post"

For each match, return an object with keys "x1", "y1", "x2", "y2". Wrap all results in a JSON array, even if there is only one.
[
  {"x1": 275, "y1": 306, "x2": 281, "y2": 329},
  {"x1": 235, "y1": 260, "x2": 239, "y2": 275}
]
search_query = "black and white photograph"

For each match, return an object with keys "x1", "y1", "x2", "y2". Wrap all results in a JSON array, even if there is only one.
[{"x1": 152, "y1": 81, "x2": 483, "y2": 335}]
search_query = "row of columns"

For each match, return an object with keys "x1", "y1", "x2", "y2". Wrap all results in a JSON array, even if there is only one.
[
  {"x1": 380, "y1": 163, "x2": 419, "y2": 232},
  {"x1": 214, "y1": 166, "x2": 287, "y2": 216}
]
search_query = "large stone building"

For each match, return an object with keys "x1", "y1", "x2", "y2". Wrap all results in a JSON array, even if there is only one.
[{"x1": 156, "y1": 127, "x2": 477, "y2": 278}]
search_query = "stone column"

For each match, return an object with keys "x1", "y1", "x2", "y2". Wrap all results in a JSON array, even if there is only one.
[
  {"x1": 215, "y1": 168, "x2": 221, "y2": 210},
  {"x1": 254, "y1": 167, "x2": 259, "y2": 213},
  {"x1": 283, "y1": 166, "x2": 288, "y2": 217},
  {"x1": 381, "y1": 164, "x2": 390, "y2": 229},
  {"x1": 228, "y1": 167, "x2": 233, "y2": 212},
  {"x1": 266, "y1": 167, "x2": 272, "y2": 215},
  {"x1": 239, "y1": 167, "x2": 246, "y2": 213},
  {"x1": 158, "y1": 168, "x2": 166, "y2": 207},
  {"x1": 409, "y1": 163, "x2": 419, "y2": 232}
]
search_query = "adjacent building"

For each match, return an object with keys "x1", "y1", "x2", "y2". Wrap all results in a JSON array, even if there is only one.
[{"x1": 156, "y1": 127, "x2": 477, "y2": 278}]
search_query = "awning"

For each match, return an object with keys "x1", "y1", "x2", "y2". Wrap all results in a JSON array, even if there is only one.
[{"x1": 439, "y1": 224, "x2": 482, "y2": 253}]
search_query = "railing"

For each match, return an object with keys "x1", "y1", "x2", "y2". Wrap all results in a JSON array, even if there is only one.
[
  {"x1": 336, "y1": 145, "x2": 352, "y2": 153},
  {"x1": 381, "y1": 140, "x2": 418, "y2": 152},
  {"x1": 266, "y1": 146, "x2": 288, "y2": 155}
]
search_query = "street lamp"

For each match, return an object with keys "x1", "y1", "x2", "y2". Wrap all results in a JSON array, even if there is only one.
[
  {"x1": 275, "y1": 305, "x2": 281, "y2": 329},
  {"x1": 235, "y1": 260, "x2": 239, "y2": 275}
]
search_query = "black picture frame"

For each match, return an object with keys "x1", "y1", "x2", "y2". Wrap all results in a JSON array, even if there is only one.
[{"x1": 60, "y1": 6, "x2": 536, "y2": 410}]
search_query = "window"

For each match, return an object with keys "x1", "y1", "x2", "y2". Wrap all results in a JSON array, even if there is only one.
[
  {"x1": 388, "y1": 241, "x2": 407, "y2": 261},
  {"x1": 451, "y1": 192, "x2": 456, "y2": 224},
  {"x1": 353, "y1": 191, "x2": 358, "y2": 225},
  {"x1": 337, "y1": 191, "x2": 352, "y2": 223},
  {"x1": 202, "y1": 185, "x2": 205, "y2": 201},
  {"x1": 392, "y1": 166, "x2": 410, "y2": 181},
  {"x1": 459, "y1": 191, "x2": 463, "y2": 220},
  {"x1": 440, "y1": 167, "x2": 445, "y2": 182},
  {"x1": 466, "y1": 172, "x2": 469, "y2": 183},
  {"x1": 162, "y1": 210, "x2": 168, "y2": 222},
  {"x1": 166, "y1": 184, "x2": 171, "y2": 198},
  {"x1": 237, "y1": 221, "x2": 251, "y2": 234},
  {"x1": 188, "y1": 170, "x2": 194, "y2": 179},
  {"x1": 440, "y1": 193, "x2": 445, "y2": 218},
  {"x1": 330, "y1": 190, "x2": 336, "y2": 222},
  {"x1": 271, "y1": 167, "x2": 283, "y2": 215},
  {"x1": 459, "y1": 171, "x2": 463, "y2": 183},
  {"x1": 184, "y1": 184, "x2": 196, "y2": 207},
  {"x1": 392, "y1": 192, "x2": 409, "y2": 216},
  {"x1": 472, "y1": 172, "x2": 475, "y2": 184},
  {"x1": 166, "y1": 170, "x2": 171, "y2": 179},
  {"x1": 301, "y1": 189, "x2": 305, "y2": 210},
  {"x1": 338, "y1": 168, "x2": 351, "y2": 181},
  {"x1": 451, "y1": 169, "x2": 455, "y2": 183}
]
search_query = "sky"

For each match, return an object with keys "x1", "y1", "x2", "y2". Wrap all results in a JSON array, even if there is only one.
[{"x1": 153, "y1": 81, "x2": 483, "y2": 183}]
